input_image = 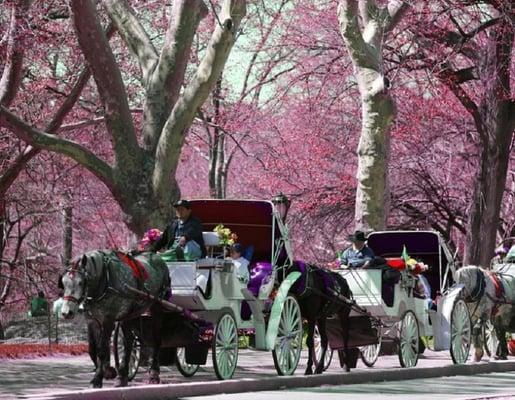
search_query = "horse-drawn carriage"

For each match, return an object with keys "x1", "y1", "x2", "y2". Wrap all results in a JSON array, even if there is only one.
[
  {"x1": 113, "y1": 199, "x2": 306, "y2": 380},
  {"x1": 323, "y1": 230, "x2": 472, "y2": 368}
]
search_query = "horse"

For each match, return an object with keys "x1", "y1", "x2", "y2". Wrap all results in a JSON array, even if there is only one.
[
  {"x1": 61, "y1": 250, "x2": 170, "y2": 388},
  {"x1": 283, "y1": 262, "x2": 355, "y2": 374},
  {"x1": 454, "y1": 265, "x2": 515, "y2": 361}
]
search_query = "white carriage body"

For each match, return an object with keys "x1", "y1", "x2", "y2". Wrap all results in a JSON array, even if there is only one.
[{"x1": 336, "y1": 230, "x2": 463, "y2": 354}]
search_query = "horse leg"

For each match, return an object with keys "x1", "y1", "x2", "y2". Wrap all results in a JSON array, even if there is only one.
[
  {"x1": 339, "y1": 307, "x2": 352, "y2": 372},
  {"x1": 305, "y1": 318, "x2": 315, "y2": 375},
  {"x1": 147, "y1": 306, "x2": 162, "y2": 384},
  {"x1": 87, "y1": 320, "x2": 98, "y2": 372},
  {"x1": 472, "y1": 318, "x2": 484, "y2": 362},
  {"x1": 90, "y1": 320, "x2": 113, "y2": 388},
  {"x1": 115, "y1": 321, "x2": 134, "y2": 387},
  {"x1": 495, "y1": 323, "x2": 508, "y2": 360},
  {"x1": 314, "y1": 318, "x2": 328, "y2": 374}
]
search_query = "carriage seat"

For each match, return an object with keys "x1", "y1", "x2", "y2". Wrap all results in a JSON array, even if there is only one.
[{"x1": 202, "y1": 231, "x2": 221, "y2": 258}]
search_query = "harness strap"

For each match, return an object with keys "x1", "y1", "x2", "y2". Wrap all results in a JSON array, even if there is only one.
[
  {"x1": 115, "y1": 251, "x2": 149, "y2": 281},
  {"x1": 486, "y1": 271, "x2": 504, "y2": 299}
]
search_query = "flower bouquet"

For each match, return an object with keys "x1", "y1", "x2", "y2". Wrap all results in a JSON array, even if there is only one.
[
  {"x1": 213, "y1": 224, "x2": 238, "y2": 246},
  {"x1": 138, "y1": 228, "x2": 162, "y2": 251}
]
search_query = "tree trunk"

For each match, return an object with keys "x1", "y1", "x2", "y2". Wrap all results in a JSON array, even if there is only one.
[
  {"x1": 354, "y1": 86, "x2": 395, "y2": 232},
  {"x1": 337, "y1": 0, "x2": 406, "y2": 232},
  {"x1": 464, "y1": 19, "x2": 514, "y2": 266},
  {"x1": 60, "y1": 194, "x2": 73, "y2": 266}
]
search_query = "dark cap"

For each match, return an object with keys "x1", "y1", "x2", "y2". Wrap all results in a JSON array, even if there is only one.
[
  {"x1": 173, "y1": 199, "x2": 191, "y2": 209},
  {"x1": 348, "y1": 230, "x2": 367, "y2": 242},
  {"x1": 230, "y1": 243, "x2": 244, "y2": 254}
]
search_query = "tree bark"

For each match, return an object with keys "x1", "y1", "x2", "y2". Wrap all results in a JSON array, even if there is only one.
[
  {"x1": 60, "y1": 194, "x2": 73, "y2": 267},
  {"x1": 464, "y1": 16, "x2": 515, "y2": 266},
  {"x1": 338, "y1": 0, "x2": 407, "y2": 232}
]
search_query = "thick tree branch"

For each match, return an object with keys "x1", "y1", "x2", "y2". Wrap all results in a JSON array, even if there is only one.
[
  {"x1": 382, "y1": 0, "x2": 409, "y2": 33},
  {"x1": 338, "y1": 0, "x2": 372, "y2": 67},
  {"x1": 0, "y1": 0, "x2": 31, "y2": 106},
  {"x1": 142, "y1": 0, "x2": 208, "y2": 151},
  {"x1": 152, "y1": 0, "x2": 246, "y2": 196},
  {"x1": 70, "y1": 0, "x2": 140, "y2": 170},
  {"x1": 0, "y1": 105, "x2": 114, "y2": 188},
  {"x1": 103, "y1": 0, "x2": 158, "y2": 84}
]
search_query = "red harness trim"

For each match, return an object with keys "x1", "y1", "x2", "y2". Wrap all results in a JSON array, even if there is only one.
[
  {"x1": 64, "y1": 295, "x2": 79, "y2": 304},
  {"x1": 487, "y1": 271, "x2": 504, "y2": 299},
  {"x1": 115, "y1": 251, "x2": 149, "y2": 281}
]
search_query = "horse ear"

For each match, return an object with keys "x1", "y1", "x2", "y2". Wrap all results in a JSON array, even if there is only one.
[{"x1": 81, "y1": 254, "x2": 88, "y2": 268}]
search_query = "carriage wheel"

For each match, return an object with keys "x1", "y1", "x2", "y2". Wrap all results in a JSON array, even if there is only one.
[
  {"x1": 212, "y1": 312, "x2": 239, "y2": 380},
  {"x1": 450, "y1": 299, "x2": 471, "y2": 364},
  {"x1": 176, "y1": 347, "x2": 200, "y2": 377},
  {"x1": 360, "y1": 335, "x2": 382, "y2": 367},
  {"x1": 398, "y1": 310, "x2": 419, "y2": 368},
  {"x1": 483, "y1": 320, "x2": 499, "y2": 359},
  {"x1": 113, "y1": 322, "x2": 141, "y2": 381},
  {"x1": 313, "y1": 323, "x2": 333, "y2": 371},
  {"x1": 272, "y1": 295, "x2": 303, "y2": 376}
]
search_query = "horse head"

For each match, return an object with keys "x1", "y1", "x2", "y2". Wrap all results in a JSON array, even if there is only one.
[
  {"x1": 454, "y1": 265, "x2": 485, "y2": 302},
  {"x1": 61, "y1": 251, "x2": 104, "y2": 319}
]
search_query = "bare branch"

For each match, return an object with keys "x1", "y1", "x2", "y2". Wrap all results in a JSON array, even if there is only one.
[
  {"x1": 103, "y1": 0, "x2": 158, "y2": 84},
  {"x1": 142, "y1": 0, "x2": 208, "y2": 150},
  {"x1": 0, "y1": 105, "x2": 114, "y2": 188},
  {"x1": 70, "y1": 0, "x2": 140, "y2": 168},
  {"x1": 153, "y1": 0, "x2": 247, "y2": 196}
]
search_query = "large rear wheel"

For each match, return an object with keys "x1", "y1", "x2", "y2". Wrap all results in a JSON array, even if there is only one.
[
  {"x1": 272, "y1": 295, "x2": 303, "y2": 375},
  {"x1": 398, "y1": 310, "x2": 419, "y2": 368},
  {"x1": 113, "y1": 322, "x2": 141, "y2": 381},
  {"x1": 212, "y1": 312, "x2": 238, "y2": 380}
]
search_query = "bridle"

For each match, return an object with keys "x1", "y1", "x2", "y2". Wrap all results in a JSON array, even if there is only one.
[{"x1": 63, "y1": 259, "x2": 86, "y2": 305}]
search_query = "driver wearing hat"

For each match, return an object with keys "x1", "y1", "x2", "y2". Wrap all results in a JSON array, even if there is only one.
[
  {"x1": 150, "y1": 199, "x2": 206, "y2": 259},
  {"x1": 338, "y1": 230, "x2": 375, "y2": 269}
]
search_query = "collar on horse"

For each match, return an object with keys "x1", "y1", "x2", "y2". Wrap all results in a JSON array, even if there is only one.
[{"x1": 467, "y1": 268, "x2": 486, "y2": 303}]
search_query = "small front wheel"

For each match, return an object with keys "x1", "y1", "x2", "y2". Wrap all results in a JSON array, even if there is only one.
[
  {"x1": 113, "y1": 322, "x2": 141, "y2": 381},
  {"x1": 176, "y1": 347, "x2": 199, "y2": 377},
  {"x1": 360, "y1": 336, "x2": 381, "y2": 367},
  {"x1": 313, "y1": 323, "x2": 333, "y2": 371},
  {"x1": 450, "y1": 299, "x2": 471, "y2": 364},
  {"x1": 398, "y1": 310, "x2": 419, "y2": 368},
  {"x1": 483, "y1": 320, "x2": 499, "y2": 359},
  {"x1": 212, "y1": 312, "x2": 239, "y2": 380}
]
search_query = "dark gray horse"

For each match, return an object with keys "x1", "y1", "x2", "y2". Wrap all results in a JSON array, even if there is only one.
[{"x1": 61, "y1": 250, "x2": 170, "y2": 388}]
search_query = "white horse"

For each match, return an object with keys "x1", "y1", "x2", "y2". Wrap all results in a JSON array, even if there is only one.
[{"x1": 454, "y1": 265, "x2": 515, "y2": 361}]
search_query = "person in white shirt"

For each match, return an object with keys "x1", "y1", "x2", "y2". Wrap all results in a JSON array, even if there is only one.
[
  {"x1": 230, "y1": 243, "x2": 250, "y2": 283},
  {"x1": 53, "y1": 290, "x2": 64, "y2": 319}
]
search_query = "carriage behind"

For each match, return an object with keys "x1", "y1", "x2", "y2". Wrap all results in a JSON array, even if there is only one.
[{"x1": 325, "y1": 230, "x2": 472, "y2": 368}]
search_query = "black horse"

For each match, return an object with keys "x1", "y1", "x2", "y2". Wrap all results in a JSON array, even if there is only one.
[
  {"x1": 284, "y1": 261, "x2": 355, "y2": 374},
  {"x1": 61, "y1": 250, "x2": 170, "y2": 388}
]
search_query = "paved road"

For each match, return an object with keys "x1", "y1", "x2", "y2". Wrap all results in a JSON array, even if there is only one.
[
  {"x1": 1, "y1": 349, "x2": 514, "y2": 399},
  {"x1": 178, "y1": 372, "x2": 515, "y2": 400}
]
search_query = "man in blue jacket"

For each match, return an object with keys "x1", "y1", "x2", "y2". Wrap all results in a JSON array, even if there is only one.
[{"x1": 338, "y1": 230, "x2": 375, "y2": 268}]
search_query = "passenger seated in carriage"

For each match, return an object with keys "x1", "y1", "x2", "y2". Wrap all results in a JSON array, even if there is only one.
[
  {"x1": 337, "y1": 230, "x2": 375, "y2": 269},
  {"x1": 229, "y1": 243, "x2": 250, "y2": 284},
  {"x1": 150, "y1": 199, "x2": 206, "y2": 260}
]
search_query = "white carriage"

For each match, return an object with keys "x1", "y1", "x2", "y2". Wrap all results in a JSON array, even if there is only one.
[
  {"x1": 330, "y1": 230, "x2": 472, "y2": 367},
  {"x1": 114, "y1": 199, "x2": 305, "y2": 380}
]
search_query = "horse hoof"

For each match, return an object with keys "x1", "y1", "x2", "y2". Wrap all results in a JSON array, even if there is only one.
[
  {"x1": 314, "y1": 368, "x2": 323, "y2": 375},
  {"x1": 115, "y1": 377, "x2": 128, "y2": 387},
  {"x1": 304, "y1": 368, "x2": 313, "y2": 375},
  {"x1": 494, "y1": 355, "x2": 508, "y2": 360},
  {"x1": 104, "y1": 366, "x2": 117, "y2": 380},
  {"x1": 146, "y1": 377, "x2": 160, "y2": 385},
  {"x1": 345, "y1": 365, "x2": 351, "y2": 372},
  {"x1": 90, "y1": 380, "x2": 102, "y2": 389}
]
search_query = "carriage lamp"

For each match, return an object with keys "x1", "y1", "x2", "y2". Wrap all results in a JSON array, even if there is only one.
[{"x1": 272, "y1": 193, "x2": 290, "y2": 220}]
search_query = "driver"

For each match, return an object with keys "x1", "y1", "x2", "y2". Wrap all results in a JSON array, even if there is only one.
[
  {"x1": 338, "y1": 230, "x2": 375, "y2": 269},
  {"x1": 150, "y1": 199, "x2": 206, "y2": 259}
]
